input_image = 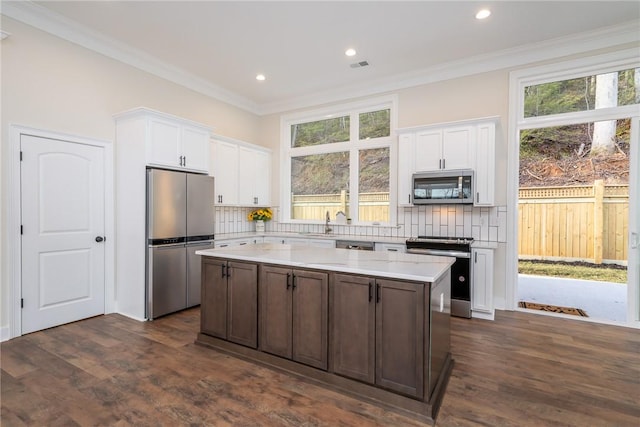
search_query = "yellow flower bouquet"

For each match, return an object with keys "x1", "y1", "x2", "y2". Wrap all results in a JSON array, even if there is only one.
[{"x1": 248, "y1": 208, "x2": 273, "y2": 221}]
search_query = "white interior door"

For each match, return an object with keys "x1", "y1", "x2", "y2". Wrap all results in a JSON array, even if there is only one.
[{"x1": 21, "y1": 134, "x2": 105, "y2": 334}]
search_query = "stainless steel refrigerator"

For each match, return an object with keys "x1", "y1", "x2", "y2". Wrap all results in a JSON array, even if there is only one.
[{"x1": 146, "y1": 168, "x2": 215, "y2": 319}]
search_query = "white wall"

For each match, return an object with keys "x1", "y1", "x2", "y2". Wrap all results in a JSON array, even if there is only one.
[{"x1": 0, "y1": 17, "x2": 263, "y2": 334}]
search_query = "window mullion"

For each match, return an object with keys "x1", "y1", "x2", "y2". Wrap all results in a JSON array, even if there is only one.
[{"x1": 349, "y1": 147, "x2": 359, "y2": 223}]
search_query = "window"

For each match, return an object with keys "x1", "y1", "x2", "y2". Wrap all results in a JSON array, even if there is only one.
[
  {"x1": 282, "y1": 98, "x2": 396, "y2": 224},
  {"x1": 524, "y1": 68, "x2": 639, "y2": 118}
]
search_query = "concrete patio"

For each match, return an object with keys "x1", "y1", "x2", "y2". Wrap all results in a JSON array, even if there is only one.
[{"x1": 518, "y1": 274, "x2": 627, "y2": 323}]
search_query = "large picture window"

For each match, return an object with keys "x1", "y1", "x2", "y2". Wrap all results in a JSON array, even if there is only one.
[{"x1": 282, "y1": 98, "x2": 396, "y2": 224}]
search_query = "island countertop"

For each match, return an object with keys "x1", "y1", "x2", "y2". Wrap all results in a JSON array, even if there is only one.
[{"x1": 196, "y1": 242, "x2": 454, "y2": 283}]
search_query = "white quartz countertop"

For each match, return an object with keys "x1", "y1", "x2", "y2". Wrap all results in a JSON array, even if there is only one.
[
  {"x1": 197, "y1": 243, "x2": 454, "y2": 283},
  {"x1": 214, "y1": 232, "x2": 408, "y2": 245}
]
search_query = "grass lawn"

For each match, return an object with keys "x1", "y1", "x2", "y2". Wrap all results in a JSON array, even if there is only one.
[{"x1": 518, "y1": 260, "x2": 627, "y2": 284}]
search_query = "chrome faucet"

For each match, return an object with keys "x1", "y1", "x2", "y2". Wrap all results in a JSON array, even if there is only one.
[{"x1": 325, "y1": 211, "x2": 332, "y2": 234}]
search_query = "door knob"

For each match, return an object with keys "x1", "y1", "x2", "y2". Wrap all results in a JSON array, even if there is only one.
[{"x1": 95, "y1": 236, "x2": 105, "y2": 242}]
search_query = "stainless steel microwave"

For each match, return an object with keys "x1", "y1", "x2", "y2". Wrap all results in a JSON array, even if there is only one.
[{"x1": 412, "y1": 169, "x2": 474, "y2": 204}]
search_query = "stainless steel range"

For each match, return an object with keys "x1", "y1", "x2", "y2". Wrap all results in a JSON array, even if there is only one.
[{"x1": 406, "y1": 236, "x2": 473, "y2": 318}]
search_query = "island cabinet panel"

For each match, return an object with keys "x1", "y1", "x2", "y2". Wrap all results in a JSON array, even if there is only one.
[
  {"x1": 376, "y1": 279, "x2": 425, "y2": 399},
  {"x1": 259, "y1": 266, "x2": 292, "y2": 358},
  {"x1": 330, "y1": 274, "x2": 376, "y2": 384},
  {"x1": 259, "y1": 266, "x2": 328, "y2": 370},
  {"x1": 226, "y1": 261, "x2": 258, "y2": 348},
  {"x1": 201, "y1": 258, "x2": 228, "y2": 338},
  {"x1": 201, "y1": 258, "x2": 258, "y2": 347}
]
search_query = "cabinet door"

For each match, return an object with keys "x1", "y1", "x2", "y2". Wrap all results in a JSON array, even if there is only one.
[
  {"x1": 181, "y1": 126, "x2": 210, "y2": 173},
  {"x1": 330, "y1": 274, "x2": 375, "y2": 383},
  {"x1": 472, "y1": 248, "x2": 494, "y2": 314},
  {"x1": 253, "y1": 149, "x2": 271, "y2": 206},
  {"x1": 211, "y1": 140, "x2": 239, "y2": 205},
  {"x1": 237, "y1": 146, "x2": 256, "y2": 206},
  {"x1": 147, "y1": 118, "x2": 181, "y2": 168},
  {"x1": 397, "y1": 133, "x2": 414, "y2": 206},
  {"x1": 375, "y1": 279, "x2": 424, "y2": 399},
  {"x1": 292, "y1": 270, "x2": 328, "y2": 370},
  {"x1": 415, "y1": 130, "x2": 442, "y2": 172},
  {"x1": 442, "y1": 126, "x2": 474, "y2": 170},
  {"x1": 474, "y1": 122, "x2": 496, "y2": 206},
  {"x1": 227, "y1": 261, "x2": 258, "y2": 348},
  {"x1": 201, "y1": 258, "x2": 227, "y2": 339},
  {"x1": 259, "y1": 265, "x2": 292, "y2": 358}
]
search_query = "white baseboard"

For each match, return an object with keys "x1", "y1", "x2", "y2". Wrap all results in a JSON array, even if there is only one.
[
  {"x1": 472, "y1": 310, "x2": 495, "y2": 321},
  {"x1": 0, "y1": 325, "x2": 11, "y2": 342}
]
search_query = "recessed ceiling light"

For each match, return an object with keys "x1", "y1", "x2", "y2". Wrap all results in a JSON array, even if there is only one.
[
  {"x1": 345, "y1": 48, "x2": 357, "y2": 57},
  {"x1": 256, "y1": 74, "x2": 266, "y2": 81},
  {"x1": 475, "y1": 9, "x2": 491, "y2": 20}
]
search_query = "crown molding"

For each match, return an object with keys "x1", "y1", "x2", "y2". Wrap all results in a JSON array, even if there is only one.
[
  {"x1": 3, "y1": 1, "x2": 638, "y2": 117},
  {"x1": 1, "y1": 1, "x2": 261, "y2": 114},
  {"x1": 256, "y1": 19, "x2": 640, "y2": 115}
]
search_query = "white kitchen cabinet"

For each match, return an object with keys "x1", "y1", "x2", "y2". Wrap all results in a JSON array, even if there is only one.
[
  {"x1": 414, "y1": 130, "x2": 442, "y2": 172},
  {"x1": 471, "y1": 247, "x2": 494, "y2": 318},
  {"x1": 144, "y1": 112, "x2": 210, "y2": 173},
  {"x1": 210, "y1": 136, "x2": 271, "y2": 207},
  {"x1": 397, "y1": 117, "x2": 497, "y2": 207},
  {"x1": 473, "y1": 122, "x2": 496, "y2": 206},
  {"x1": 211, "y1": 139, "x2": 239, "y2": 205},
  {"x1": 238, "y1": 146, "x2": 271, "y2": 206},
  {"x1": 215, "y1": 237, "x2": 263, "y2": 248},
  {"x1": 264, "y1": 236, "x2": 335, "y2": 248},
  {"x1": 374, "y1": 242, "x2": 406, "y2": 253}
]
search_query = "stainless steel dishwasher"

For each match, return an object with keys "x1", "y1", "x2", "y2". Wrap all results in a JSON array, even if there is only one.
[{"x1": 335, "y1": 240, "x2": 375, "y2": 251}]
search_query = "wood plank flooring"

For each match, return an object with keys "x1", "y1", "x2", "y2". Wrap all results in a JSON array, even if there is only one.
[{"x1": 2, "y1": 309, "x2": 639, "y2": 426}]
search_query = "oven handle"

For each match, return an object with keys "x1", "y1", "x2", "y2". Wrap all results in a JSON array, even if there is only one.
[{"x1": 406, "y1": 248, "x2": 471, "y2": 258}]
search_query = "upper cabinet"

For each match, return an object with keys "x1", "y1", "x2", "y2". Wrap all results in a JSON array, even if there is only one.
[
  {"x1": 115, "y1": 109, "x2": 211, "y2": 173},
  {"x1": 210, "y1": 136, "x2": 271, "y2": 207},
  {"x1": 397, "y1": 117, "x2": 498, "y2": 207}
]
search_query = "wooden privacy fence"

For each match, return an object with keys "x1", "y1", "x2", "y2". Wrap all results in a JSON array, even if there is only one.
[
  {"x1": 518, "y1": 180, "x2": 628, "y2": 264},
  {"x1": 292, "y1": 191, "x2": 389, "y2": 222}
]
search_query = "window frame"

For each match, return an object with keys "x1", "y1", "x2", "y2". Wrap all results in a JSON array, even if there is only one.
[
  {"x1": 280, "y1": 95, "x2": 398, "y2": 225},
  {"x1": 506, "y1": 47, "x2": 640, "y2": 316}
]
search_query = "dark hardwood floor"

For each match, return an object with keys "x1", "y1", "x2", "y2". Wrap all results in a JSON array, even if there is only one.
[{"x1": 2, "y1": 308, "x2": 639, "y2": 426}]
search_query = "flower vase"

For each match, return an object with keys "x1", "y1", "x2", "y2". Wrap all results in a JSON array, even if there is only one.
[{"x1": 255, "y1": 220, "x2": 265, "y2": 233}]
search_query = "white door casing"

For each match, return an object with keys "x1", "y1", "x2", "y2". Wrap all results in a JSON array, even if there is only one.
[
  {"x1": 20, "y1": 134, "x2": 106, "y2": 334},
  {"x1": 627, "y1": 117, "x2": 640, "y2": 323}
]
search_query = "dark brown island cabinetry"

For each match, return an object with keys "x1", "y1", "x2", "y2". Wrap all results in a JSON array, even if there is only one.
[
  {"x1": 331, "y1": 274, "x2": 425, "y2": 398},
  {"x1": 201, "y1": 258, "x2": 258, "y2": 348},
  {"x1": 198, "y1": 254, "x2": 452, "y2": 424},
  {"x1": 259, "y1": 265, "x2": 328, "y2": 369}
]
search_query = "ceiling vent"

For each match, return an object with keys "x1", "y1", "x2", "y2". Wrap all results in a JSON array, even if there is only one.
[{"x1": 350, "y1": 61, "x2": 369, "y2": 69}]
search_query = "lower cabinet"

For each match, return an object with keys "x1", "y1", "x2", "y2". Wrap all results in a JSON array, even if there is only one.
[
  {"x1": 331, "y1": 273, "x2": 425, "y2": 399},
  {"x1": 259, "y1": 265, "x2": 328, "y2": 370},
  {"x1": 471, "y1": 248, "x2": 494, "y2": 316},
  {"x1": 201, "y1": 258, "x2": 258, "y2": 348}
]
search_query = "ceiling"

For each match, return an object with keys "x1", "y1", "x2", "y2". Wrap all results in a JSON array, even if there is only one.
[{"x1": 8, "y1": 1, "x2": 640, "y2": 114}]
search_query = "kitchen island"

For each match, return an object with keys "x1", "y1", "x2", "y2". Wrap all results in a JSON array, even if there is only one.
[{"x1": 195, "y1": 243, "x2": 454, "y2": 424}]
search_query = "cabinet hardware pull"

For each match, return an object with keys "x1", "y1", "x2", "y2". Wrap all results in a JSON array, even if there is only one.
[
  {"x1": 476, "y1": 192, "x2": 479, "y2": 203},
  {"x1": 183, "y1": 156, "x2": 186, "y2": 166},
  {"x1": 475, "y1": 252, "x2": 477, "y2": 263},
  {"x1": 221, "y1": 264, "x2": 226, "y2": 278},
  {"x1": 439, "y1": 159, "x2": 441, "y2": 169},
  {"x1": 376, "y1": 283, "x2": 380, "y2": 303},
  {"x1": 286, "y1": 273, "x2": 291, "y2": 289},
  {"x1": 408, "y1": 194, "x2": 411, "y2": 204},
  {"x1": 292, "y1": 274, "x2": 297, "y2": 290},
  {"x1": 368, "y1": 282, "x2": 373, "y2": 302},
  {"x1": 442, "y1": 158, "x2": 446, "y2": 169}
]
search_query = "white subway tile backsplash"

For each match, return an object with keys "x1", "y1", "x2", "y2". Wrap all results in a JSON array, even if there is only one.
[{"x1": 215, "y1": 203, "x2": 507, "y2": 243}]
